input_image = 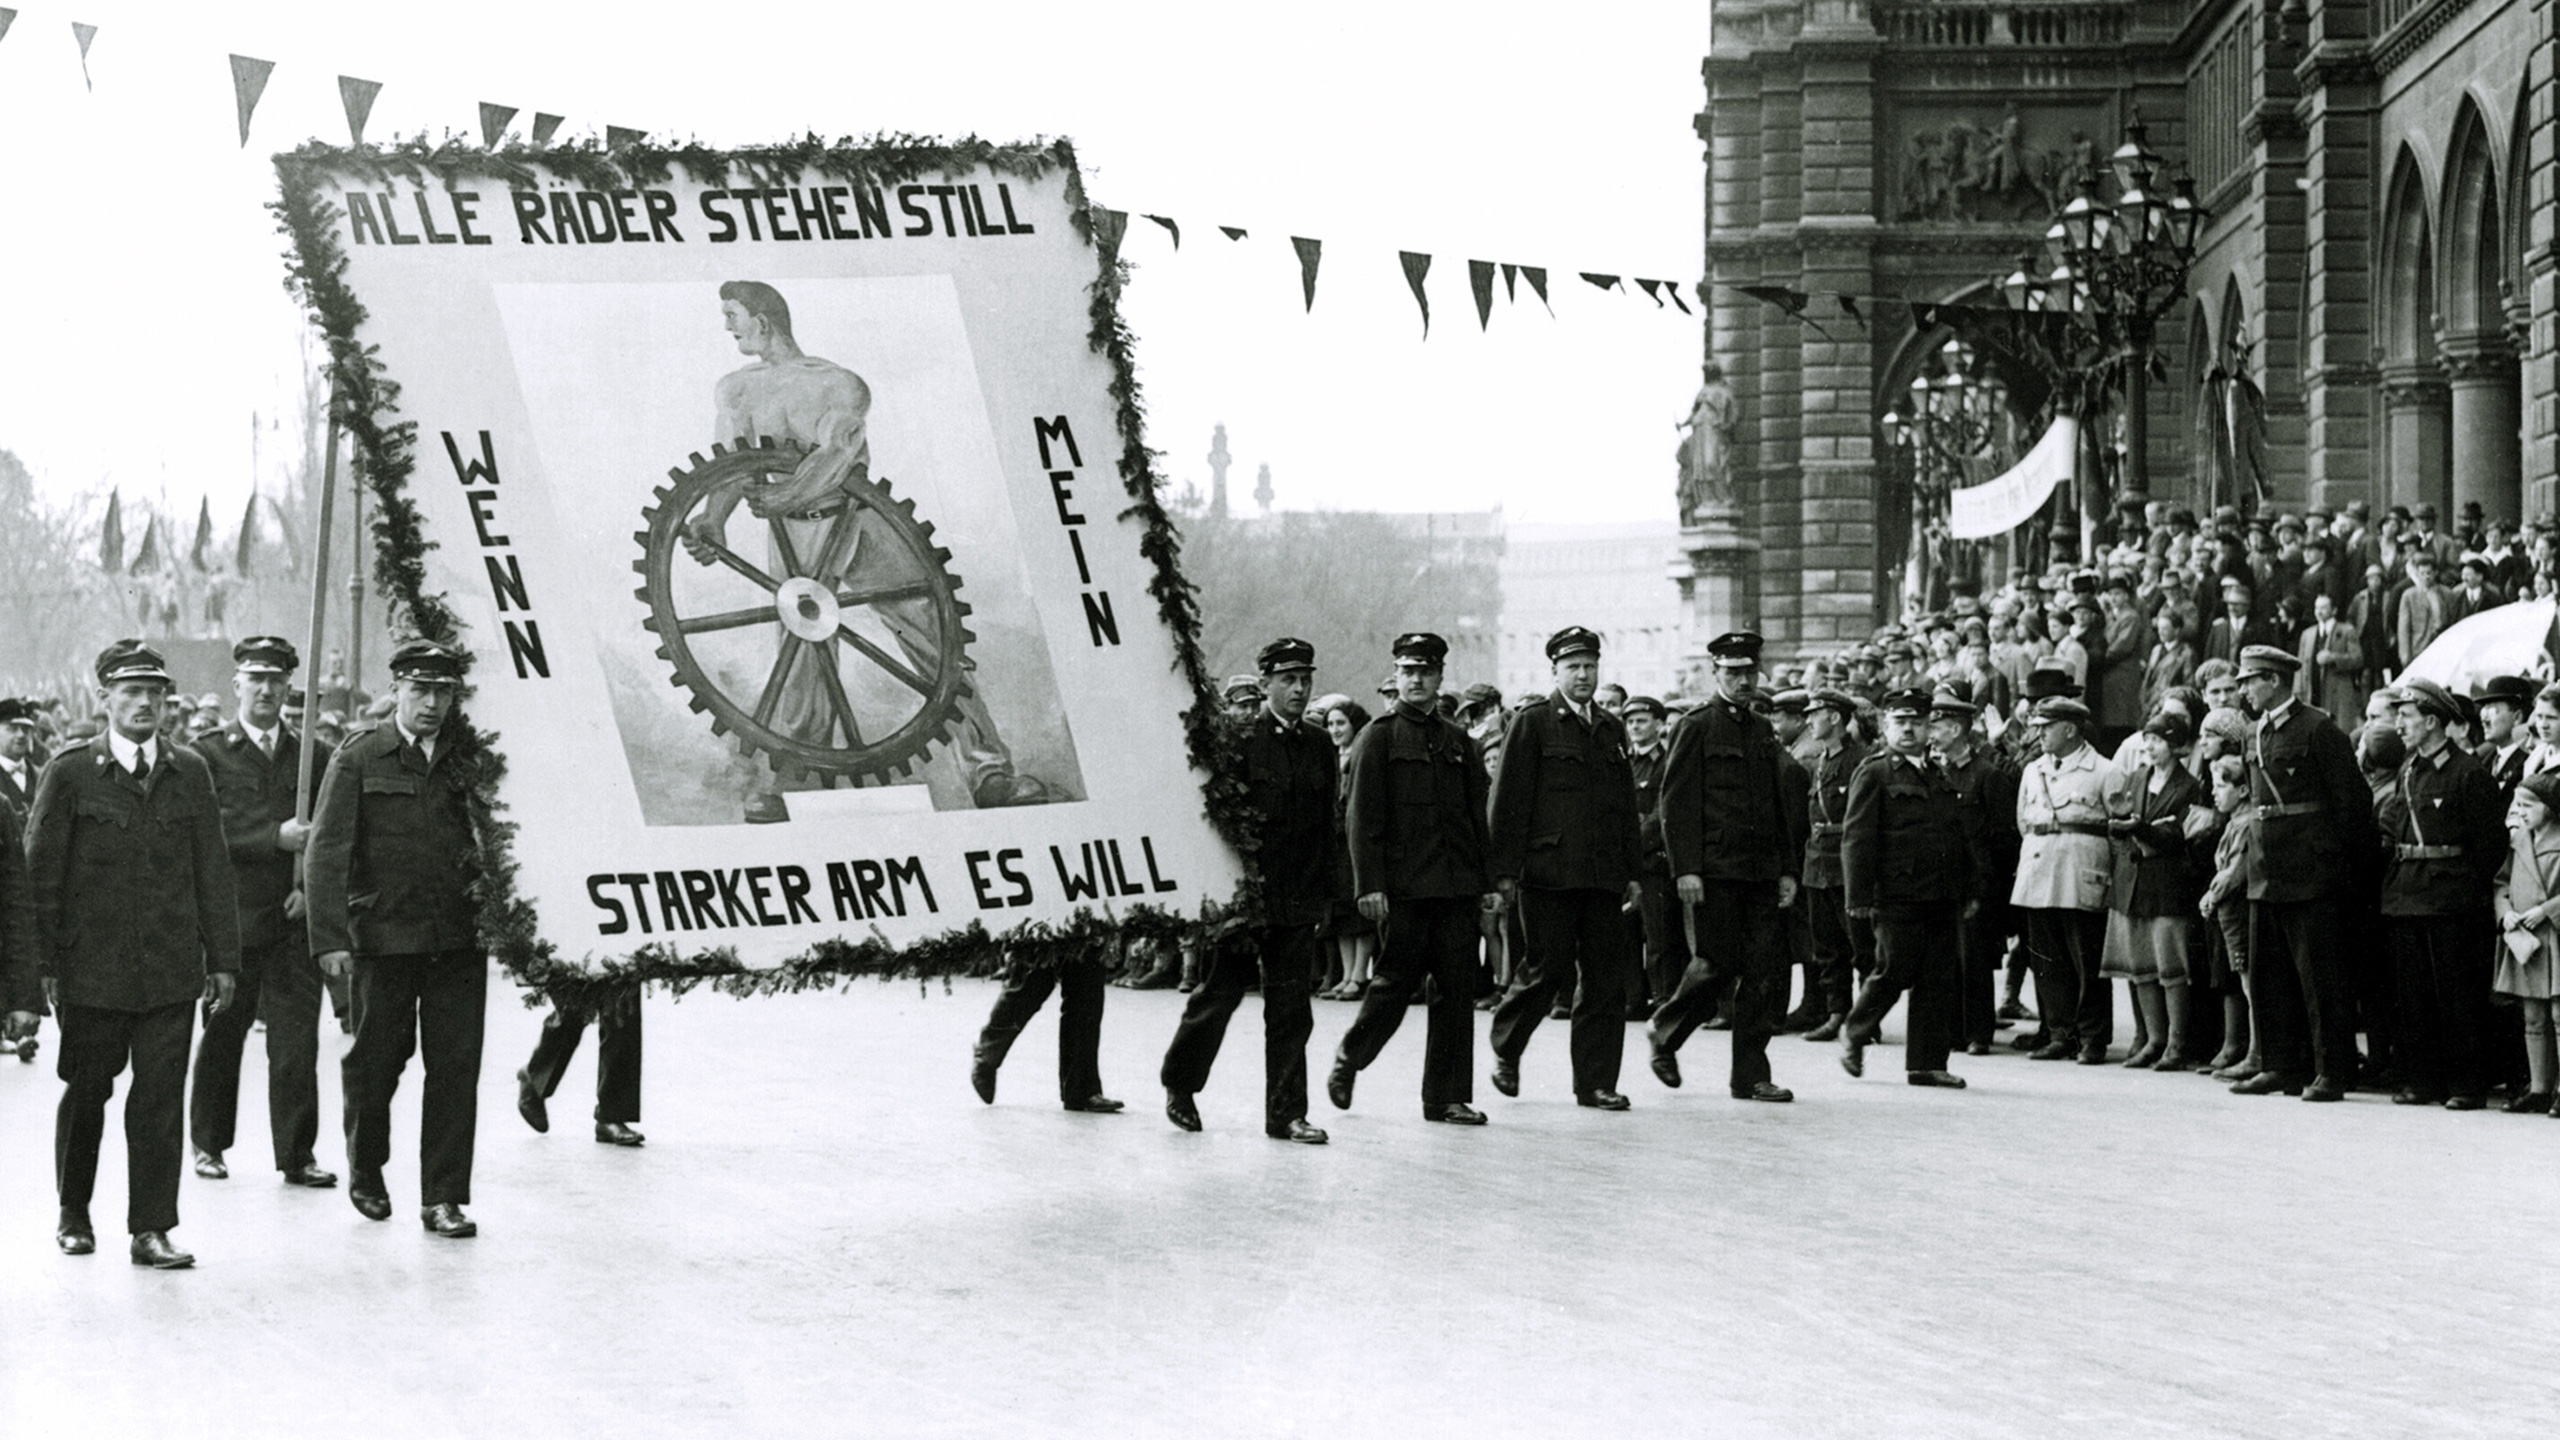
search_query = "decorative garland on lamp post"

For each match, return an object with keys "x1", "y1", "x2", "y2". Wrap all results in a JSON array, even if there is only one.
[{"x1": 269, "y1": 132, "x2": 1258, "y2": 1011}]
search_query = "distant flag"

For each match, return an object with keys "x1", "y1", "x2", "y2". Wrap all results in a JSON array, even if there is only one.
[
  {"x1": 1218, "y1": 225, "x2": 1246, "y2": 241},
  {"x1": 530, "y1": 112, "x2": 564, "y2": 147},
  {"x1": 1468, "y1": 260, "x2": 1496, "y2": 331},
  {"x1": 478, "y1": 103, "x2": 518, "y2": 147},
  {"x1": 338, "y1": 75, "x2": 382, "y2": 145},
  {"x1": 1142, "y1": 214, "x2": 1180, "y2": 249},
  {"x1": 1091, "y1": 208, "x2": 1129, "y2": 256},
  {"x1": 0, "y1": 10, "x2": 16, "y2": 47},
  {"x1": 1635, "y1": 278, "x2": 1666, "y2": 307},
  {"x1": 130, "y1": 514, "x2": 161, "y2": 575},
  {"x1": 98, "y1": 490, "x2": 122, "y2": 572},
  {"x1": 1737, "y1": 282, "x2": 1836, "y2": 339},
  {"x1": 1836, "y1": 293, "x2": 1866, "y2": 327},
  {"x1": 1398, "y1": 251, "x2": 1433, "y2": 336},
  {"x1": 1291, "y1": 237, "x2": 1321, "y2": 311},
  {"x1": 1580, "y1": 272, "x2": 1622, "y2": 293},
  {"x1": 1500, "y1": 262, "x2": 1518, "y2": 302},
  {"x1": 70, "y1": 20, "x2": 96, "y2": 89},
  {"x1": 190, "y1": 497, "x2": 214, "y2": 571},
  {"x1": 1668, "y1": 283, "x2": 1695, "y2": 316},
  {"x1": 1522, "y1": 266, "x2": 1551, "y2": 314},
  {"x1": 235, "y1": 493, "x2": 260, "y2": 576},
  {"x1": 605, "y1": 125, "x2": 645, "y2": 149},
  {"x1": 228, "y1": 54, "x2": 273, "y2": 147}
]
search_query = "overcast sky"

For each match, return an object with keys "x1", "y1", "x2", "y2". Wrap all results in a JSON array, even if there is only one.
[{"x1": 0, "y1": 1, "x2": 1710, "y2": 533}]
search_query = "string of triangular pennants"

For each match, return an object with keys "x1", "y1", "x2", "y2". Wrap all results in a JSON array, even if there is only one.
[
  {"x1": 2, "y1": 9, "x2": 1697, "y2": 337},
  {"x1": 1722, "y1": 282, "x2": 2068, "y2": 343}
]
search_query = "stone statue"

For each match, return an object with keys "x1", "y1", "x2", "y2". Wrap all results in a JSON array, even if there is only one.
[{"x1": 1678, "y1": 362, "x2": 1738, "y2": 520}]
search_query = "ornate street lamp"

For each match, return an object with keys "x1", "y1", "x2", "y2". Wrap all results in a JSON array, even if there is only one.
[{"x1": 1883, "y1": 337, "x2": 2012, "y2": 608}]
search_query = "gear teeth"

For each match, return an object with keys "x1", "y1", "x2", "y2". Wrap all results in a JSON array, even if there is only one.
[
  {"x1": 632, "y1": 560, "x2": 649, "y2": 576},
  {"x1": 758, "y1": 436, "x2": 776, "y2": 449},
  {"x1": 654, "y1": 645, "x2": 670, "y2": 661},
  {"x1": 688, "y1": 452, "x2": 707, "y2": 467},
  {"x1": 953, "y1": 601, "x2": 973, "y2": 618},
  {"x1": 633, "y1": 530, "x2": 652, "y2": 546},
  {"x1": 932, "y1": 548, "x2": 953, "y2": 565},
  {"x1": 711, "y1": 441, "x2": 729, "y2": 456},
  {"x1": 633, "y1": 586, "x2": 650, "y2": 602},
  {"x1": 688, "y1": 696, "x2": 709, "y2": 714},
  {"x1": 958, "y1": 628, "x2": 979, "y2": 647},
  {"x1": 710, "y1": 719, "x2": 729, "y2": 738}
]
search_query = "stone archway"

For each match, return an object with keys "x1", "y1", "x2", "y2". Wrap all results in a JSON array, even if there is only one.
[
  {"x1": 2378, "y1": 146, "x2": 2450, "y2": 514},
  {"x1": 2439, "y1": 100, "x2": 2522, "y2": 528}
]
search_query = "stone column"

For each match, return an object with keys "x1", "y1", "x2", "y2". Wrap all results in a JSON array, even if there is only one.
[
  {"x1": 2379, "y1": 362, "x2": 2451, "y2": 512},
  {"x1": 1673, "y1": 504, "x2": 1763, "y2": 693},
  {"x1": 2439, "y1": 335, "x2": 2523, "y2": 523}
]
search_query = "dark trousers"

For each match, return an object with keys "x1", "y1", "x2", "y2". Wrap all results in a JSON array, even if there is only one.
[
  {"x1": 1489, "y1": 887, "x2": 1630, "y2": 1096},
  {"x1": 1635, "y1": 860, "x2": 1677, "y2": 1004},
  {"x1": 524, "y1": 987, "x2": 643, "y2": 1124},
  {"x1": 1806, "y1": 885, "x2": 1872, "y2": 1016},
  {"x1": 1845, "y1": 904, "x2": 1961, "y2": 1072},
  {"x1": 1160, "y1": 924, "x2": 1316, "y2": 1128},
  {"x1": 189, "y1": 935, "x2": 324, "y2": 1170},
  {"x1": 975, "y1": 958, "x2": 1108, "y2": 1104},
  {"x1": 344, "y1": 951, "x2": 487, "y2": 1207},
  {"x1": 2344, "y1": 902, "x2": 2399, "y2": 1075},
  {"x1": 2249, "y1": 899, "x2": 2358, "y2": 1082},
  {"x1": 2386, "y1": 914, "x2": 2491, "y2": 1098},
  {"x1": 2021, "y1": 907, "x2": 2111, "y2": 1049},
  {"x1": 1651, "y1": 878, "x2": 1785, "y2": 1091},
  {"x1": 1958, "y1": 901, "x2": 2007, "y2": 1048},
  {"x1": 1337, "y1": 895, "x2": 1479, "y2": 1107},
  {"x1": 57, "y1": 1000, "x2": 194, "y2": 1234}
]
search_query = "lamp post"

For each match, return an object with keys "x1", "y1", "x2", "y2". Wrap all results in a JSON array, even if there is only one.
[{"x1": 1881, "y1": 336, "x2": 2011, "y2": 608}]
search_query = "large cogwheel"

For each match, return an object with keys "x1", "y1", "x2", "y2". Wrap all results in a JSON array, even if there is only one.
[{"x1": 635, "y1": 437, "x2": 974, "y2": 785}]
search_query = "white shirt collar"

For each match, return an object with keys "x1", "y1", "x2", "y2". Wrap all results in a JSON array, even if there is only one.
[
  {"x1": 105, "y1": 729, "x2": 156, "y2": 774},
  {"x1": 1559, "y1": 692, "x2": 1594, "y2": 725},
  {"x1": 395, "y1": 719, "x2": 436, "y2": 761},
  {"x1": 241, "y1": 718, "x2": 280, "y2": 751}
]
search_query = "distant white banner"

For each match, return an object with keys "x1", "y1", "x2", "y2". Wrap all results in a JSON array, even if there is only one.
[
  {"x1": 1948, "y1": 417, "x2": 2076, "y2": 540},
  {"x1": 2400, "y1": 598, "x2": 2560, "y2": 690}
]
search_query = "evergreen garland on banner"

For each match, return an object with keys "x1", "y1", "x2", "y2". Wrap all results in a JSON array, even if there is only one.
[{"x1": 270, "y1": 133, "x2": 1255, "y2": 1009}]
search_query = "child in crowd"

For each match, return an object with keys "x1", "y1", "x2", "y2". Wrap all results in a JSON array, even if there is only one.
[
  {"x1": 2492, "y1": 770, "x2": 2560, "y2": 1115},
  {"x1": 2197, "y1": 754, "x2": 2257, "y2": 1078}
]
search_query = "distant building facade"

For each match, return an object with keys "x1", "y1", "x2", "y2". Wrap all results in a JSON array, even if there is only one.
[{"x1": 1498, "y1": 522, "x2": 1686, "y2": 700}]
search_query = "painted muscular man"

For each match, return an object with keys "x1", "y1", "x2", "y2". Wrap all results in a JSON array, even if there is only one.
[{"x1": 681, "y1": 280, "x2": 1052, "y2": 821}]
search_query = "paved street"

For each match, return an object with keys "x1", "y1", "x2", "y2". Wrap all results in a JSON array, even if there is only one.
[{"x1": 0, "y1": 973, "x2": 2546, "y2": 1438}]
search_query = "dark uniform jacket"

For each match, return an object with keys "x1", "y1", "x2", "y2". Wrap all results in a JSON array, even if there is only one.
[
  {"x1": 199, "y1": 720, "x2": 328, "y2": 952},
  {"x1": 1941, "y1": 747, "x2": 2021, "y2": 905},
  {"x1": 1841, "y1": 750, "x2": 1971, "y2": 912},
  {"x1": 1487, "y1": 694, "x2": 1641, "y2": 893},
  {"x1": 2379, "y1": 741, "x2": 2506, "y2": 917},
  {"x1": 1798, "y1": 736, "x2": 1868, "y2": 891},
  {"x1": 25, "y1": 736, "x2": 240, "y2": 1013},
  {"x1": 1236, "y1": 707, "x2": 1343, "y2": 926},
  {"x1": 2109, "y1": 763, "x2": 2205, "y2": 917},
  {"x1": 1629, "y1": 742, "x2": 1670, "y2": 863},
  {"x1": 1660, "y1": 695, "x2": 1806, "y2": 886},
  {"x1": 0, "y1": 759, "x2": 33, "y2": 822},
  {"x1": 306, "y1": 725, "x2": 484, "y2": 958},
  {"x1": 1344, "y1": 702, "x2": 1492, "y2": 901},
  {"x1": 0, "y1": 805, "x2": 39, "y2": 1015},
  {"x1": 2245, "y1": 699, "x2": 2375, "y2": 904}
]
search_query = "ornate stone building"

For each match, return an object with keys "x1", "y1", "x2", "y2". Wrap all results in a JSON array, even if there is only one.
[{"x1": 1691, "y1": 0, "x2": 2558, "y2": 663}]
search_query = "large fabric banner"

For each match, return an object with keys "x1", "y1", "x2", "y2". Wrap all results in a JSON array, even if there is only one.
[
  {"x1": 1948, "y1": 417, "x2": 2075, "y2": 540},
  {"x1": 284, "y1": 149, "x2": 1239, "y2": 969}
]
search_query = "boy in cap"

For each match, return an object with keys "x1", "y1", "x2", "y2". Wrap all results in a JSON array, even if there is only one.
[
  {"x1": 1795, "y1": 689, "x2": 1869, "y2": 1040},
  {"x1": 187, "y1": 636, "x2": 337, "y2": 1189},
  {"x1": 19, "y1": 641, "x2": 239, "y2": 1268}
]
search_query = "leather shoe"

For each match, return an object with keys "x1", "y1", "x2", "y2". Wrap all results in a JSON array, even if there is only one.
[
  {"x1": 1266, "y1": 1119, "x2": 1328, "y2": 1144},
  {"x1": 970, "y1": 1054, "x2": 998, "y2": 1105},
  {"x1": 2011, "y1": 1031, "x2": 2047, "y2": 1052},
  {"x1": 2230, "y1": 1072, "x2": 2305, "y2": 1096},
  {"x1": 2501, "y1": 1090, "x2": 2554, "y2": 1115},
  {"x1": 2076, "y1": 1046, "x2": 2109, "y2": 1065},
  {"x1": 1491, "y1": 1057, "x2": 1520, "y2": 1098},
  {"x1": 1780, "y1": 1005, "x2": 1823, "y2": 1033},
  {"x1": 1064, "y1": 1094, "x2": 1124, "y2": 1114},
  {"x1": 1907, "y1": 1070, "x2": 1968, "y2": 1089},
  {"x1": 56, "y1": 1211, "x2": 94, "y2": 1256},
  {"x1": 1165, "y1": 1091, "x2": 1202, "y2": 1133},
  {"x1": 1997, "y1": 999, "x2": 2033, "y2": 1022},
  {"x1": 1648, "y1": 1037, "x2": 1682, "y2": 1089},
  {"x1": 1576, "y1": 1090, "x2": 1632, "y2": 1111},
  {"x1": 2391, "y1": 1087, "x2": 2445, "y2": 1106},
  {"x1": 595, "y1": 1122, "x2": 644, "y2": 1146},
  {"x1": 281, "y1": 1162, "x2": 338, "y2": 1189},
  {"x1": 420, "y1": 1203, "x2": 477, "y2": 1238},
  {"x1": 1731, "y1": 1082, "x2": 1794, "y2": 1102},
  {"x1": 516, "y1": 1068, "x2": 549, "y2": 1133},
  {"x1": 1839, "y1": 1033, "x2": 1866, "y2": 1078},
  {"x1": 1424, "y1": 1102, "x2": 1488, "y2": 1125},
  {"x1": 1327, "y1": 1060, "x2": 1356, "y2": 1110},
  {"x1": 192, "y1": 1148, "x2": 228, "y2": 1180},
  {"x1": 2302, "y1": 1079, "x2": 2348, "y2": 1103},
  {"x1": 349, "y1": 1174, "x2": 393, "y2": 1222},
  {"x1": 2443, "y1": 1093, "x2": 2486, "y2": 1111},
  {"x1": 129, "y1": 1231, "x2": 194, "y2": 1269},
  {"x1": 1965, "y1": 1040, "x2": 1992, "y2": 1057},
  {"x1": 1803, "y1": 1016, "x2": 1845, "y2": 1043},
  {"x1": 2029, "y1": 1041, "x2": 2074, "y2": 1061}
]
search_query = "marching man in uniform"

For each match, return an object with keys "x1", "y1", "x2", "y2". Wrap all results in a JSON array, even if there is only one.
[
  {"x1": 307, "y1": 640, "x2": 492, "y2": 1237},
  {"x1": 1838, "y1": 688, "x2": 1974, "y2": 1088},
  {"x1": 1485, "y1": 626, "x2": 1644, "y2": 1111},
  {"x1": 1160, "y1": 637, "x2": 1336, "y2": 1143},
  {"x1": 22, "y1": 641, "x2": 237, "y2": 1268}
]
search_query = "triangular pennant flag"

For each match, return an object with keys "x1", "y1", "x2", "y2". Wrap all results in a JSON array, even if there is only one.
[
  {"x1": 1667, "y1": 282, "x2": 1695, "y2": 315},
  {"x1": 1500, "y1": 262, "x2": 1518, "y2": 301},
  {"x1": 1635, "y1": 279, "x2": 1666, "y2": 307},
  {"x1": 1291, "y1": 237, "x2": 1322, "y2": 311},
  {"x1": 338, "y1": 75, "x2": 382, "y2": 145},
  {"x1": 1092, "y1": 208, "x2": 1128, "y2": 255},
  {"x1": 130, "y1": 514, "x2": 160, "y2": 575},
  {"x1": 479, "y1": 103, "x2": 517, "y2": 147},
  {"x1": 1835, "y1": 294, "x2": 1865, "y2": 327},
  {"x1": 0, "y1": 11, "x2": 16, "y2": 46},
  {"x1": 1737, "y1": 283, "x2": 1808, "y2": 316},
  {"x1": 235, "y1": 494, "x2": 260, "y2": 577},
  {"x1": 70, "y1": 21, "x2": 96, "y2": 89},
  {"x1": 190, "y1": 497, "x2": 213, "y2": 572},
  {"x1": 1468, "y1": 260, "x2": 1496, "y2": 331},
  {"x1": 605, "y1": 125, "x2": 644, "y2": 148},
  {"x1": 1218, "y1": 225, "x2": 1247, "y2": 241},
  {"x1": 1523, "y1": 266, "x2": 1551, "y2": 313},
  {"x1": 1581, "y1": 272, "x2": 1622, "y2": 292},
  {"x1": 530, "y1": 112, "x2": 564, "y2": 147},
  {"x1": 1142, "y1": 214, "x2": 1180, "y2": 249},
  {"x1": 1399, "y1": 251, "x2": 1433, "y2": 336},
  {"x1": 1910, "y1": 301, "x2": 1940, "y2": 331},
  {"x1": 228, "y1": 55, "x2": 273, "y2": 148},
  {"x1": 98, "y1": 490, "x2": 122, "y2": 572}
]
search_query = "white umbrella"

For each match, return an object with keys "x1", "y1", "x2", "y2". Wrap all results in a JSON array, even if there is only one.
[{"x1": 2399, "y1": 598, "x2": 2560, "y2": 691}]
